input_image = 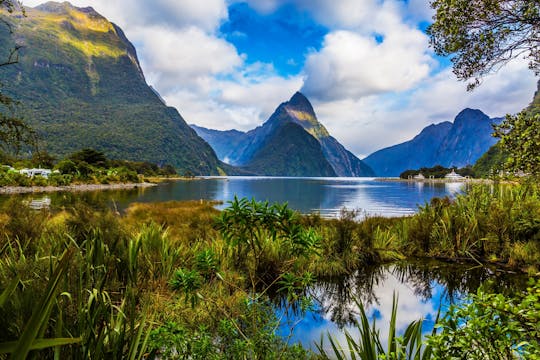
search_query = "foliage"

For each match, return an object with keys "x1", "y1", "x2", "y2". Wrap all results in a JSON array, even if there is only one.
[
  {"x1": 428, "y1": 279, "x2": 540, "y2": 359},
  {"x1": 148, "y1": 308, "x2": 313, "y2": 360},
  {"x1": 69, "y1": 148, "x2": 107, "y2": 167},
  {"x1": 494, "y1": 111, "x2": 540, "y2": 176},
  {"x1": 473, "y1": 142, "x2": 510, "y2": 178},
  {"x1": 428, "y1": 0, "x2": 540, "y2": 90},
  {"x1": 0, "y1": 191, "x2": 538, "y2": 359},
  {"x1": 400, "y1": 165, "x2": 475, "y2": 179},
  {"x1": 216, "y1": 196, "x2": 320, "y2": 288},
  {"x1": 0, "y1": 1, "x2": 35, "y2": 155}
]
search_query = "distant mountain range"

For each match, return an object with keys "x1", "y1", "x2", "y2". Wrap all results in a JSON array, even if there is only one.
[
  {"x1": 363, "y1": 109, "x2": 501, "y2": 177},
  {"x1": 0, "y1": 1, "x2": 229, "y2": 175},
  {"x1": 192, "y1": 92, "x2": 375, "y2": 177}
]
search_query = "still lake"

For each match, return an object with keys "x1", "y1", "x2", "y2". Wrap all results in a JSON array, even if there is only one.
[{"x1": 110, "y1": 176, "x2": 466, "y2": 217}]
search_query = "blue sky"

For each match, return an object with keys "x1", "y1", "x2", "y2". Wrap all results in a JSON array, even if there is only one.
[
  {"x1": 221, "y1": 3, "x2": 328, "y2": 76},
  {"x1": 23, "y1": 0, "x2": 538, "y2": 157}
]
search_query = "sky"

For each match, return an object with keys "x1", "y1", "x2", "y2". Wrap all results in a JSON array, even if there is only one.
[{"x1": 24, "y1": 0, "x2": 539, "y2": 158}]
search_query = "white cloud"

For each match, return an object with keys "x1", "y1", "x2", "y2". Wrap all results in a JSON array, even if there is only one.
[
  {"x1": 163, "y1": 65, "x2": 303, "y2": 131},
  {"x1": 132, "y1": 26, "x2": 242, "y2": 91},
  {"x1": 21, "y1": 0, "x2": 539, "y2": 159},
  {"x1": 302, "y1": 27, "x2": 432, "y2": 101},
  {"x1": 315, "y1": 58, "x2": 537, "y2": 158}
]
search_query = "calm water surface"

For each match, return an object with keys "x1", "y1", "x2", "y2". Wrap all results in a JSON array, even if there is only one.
[
  {"x1": 279, "y1": 261, "x2": 526, "y2": 351},
  {"x1": 112, "y1": 177, "x2": 465, "y2": 217},
  {"x1": 5, "y1": 177, "x2": 465, "y2": 217}
]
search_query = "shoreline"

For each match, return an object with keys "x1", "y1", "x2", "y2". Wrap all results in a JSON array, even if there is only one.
[
  {"x1": 0, "y1": 182, "x2": 157, "y2": 195},
  {"x1": 377, "y1": 177, "x2": 493, "y2": 184}
]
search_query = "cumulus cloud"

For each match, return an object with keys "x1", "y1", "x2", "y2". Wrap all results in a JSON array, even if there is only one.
[
  {"x1": 302, "y1": 28, "x2": 432, "y2": 101},
  {"x1": 21, "y1": 0, "x2": 538, "y2": 157},
  {"x1": 131, "y1": 26, "x2": 243, "y2": 91},
  {"x1": 163, "y1": 65, "x2": 303, "y2": 131}
]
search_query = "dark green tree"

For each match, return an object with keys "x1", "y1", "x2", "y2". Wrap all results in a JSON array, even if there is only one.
[
  {"x1": 69, "y1": 148, "x2": 108, "y2": 167},
  {"x1": 428, "y1": 0, "x2": 539, "y2": 90}
]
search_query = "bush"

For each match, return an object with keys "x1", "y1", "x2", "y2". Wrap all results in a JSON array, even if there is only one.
[{"x1": 428, "y1": 279, "x2": 540, "y2": 359}]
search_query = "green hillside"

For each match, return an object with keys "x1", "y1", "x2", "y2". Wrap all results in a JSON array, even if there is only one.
[{"x1": 0, "y1": 2, "x2": 224, "y2": 175}]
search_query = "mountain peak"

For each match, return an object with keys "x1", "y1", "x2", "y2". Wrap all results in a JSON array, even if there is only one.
[
  {"x1": 287, "y1": 91, "x2": 315, "y2": 114},
  {"x1": 274, "y1": 92, "x2": 329, "y2": 139},
  {"x1": 289, "y1": 91, "x2": 310, "y2": 105},
  {"x1": 454, "y1": 108, "x2": 490, "y2": 126}
]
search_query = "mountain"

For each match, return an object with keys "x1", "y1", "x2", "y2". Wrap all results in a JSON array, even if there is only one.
[
  {"x1": 243, "y1": 122, "x2": 336, "y2": 176},
  {"x1": 192, "y1": 92, "x2": 375, "y2": 177},
  {"x1": 0, "y1": 1, "x2": 226, "y2": 175},
  {"x1": 363, "y1": 109, "x2": 499, "y2": 176}
]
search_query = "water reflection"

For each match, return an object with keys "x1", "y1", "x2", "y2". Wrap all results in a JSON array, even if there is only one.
[{"x1": 283, "y1": 260, "x2": 527, "y2": 349}]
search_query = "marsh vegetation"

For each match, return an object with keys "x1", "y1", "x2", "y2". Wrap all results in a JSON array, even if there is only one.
[{"x1": 0, "y1": 182, "x2": 538, "y2": 358}]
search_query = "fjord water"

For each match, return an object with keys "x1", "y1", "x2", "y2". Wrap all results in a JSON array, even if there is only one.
[{"x1": 114, "y1": 177, "x2": 465, "y2": 217}]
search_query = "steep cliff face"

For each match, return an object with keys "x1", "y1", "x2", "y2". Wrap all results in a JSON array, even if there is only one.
[
  {"x1": 0, "y1": 1, "x2": 224, "y2": 175},
  {"x1": 192, "y1": 92, "x2": 375, "y2": 177},
  {"x1": 363, "y1": 109, "x2": 499, "y2": 176}
]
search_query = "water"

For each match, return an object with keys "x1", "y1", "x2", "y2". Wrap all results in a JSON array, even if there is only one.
[
  {"x1": 105, "y1": 177, "x2": 465, "y2": 217},
  {"x1": 2, "y1": 177, "x2": 464, "y2": 217},
  {"x1": 279, "y1": 261, "x2": 527, "y2": 351}
]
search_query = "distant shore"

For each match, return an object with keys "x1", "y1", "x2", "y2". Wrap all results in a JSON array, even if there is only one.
[
  {"x1": 0, "y1": 182, "x2": 157, "y2": 195},
  {"x1": 377, "y1": 177, "x2": 493, "y2": 184}
]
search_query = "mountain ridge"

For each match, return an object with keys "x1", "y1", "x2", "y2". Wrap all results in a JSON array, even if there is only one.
[{"x1": 363, "y1": 108, "x2": 499, "y2": 176}]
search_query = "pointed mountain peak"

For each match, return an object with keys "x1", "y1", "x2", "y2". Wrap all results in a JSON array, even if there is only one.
[
  {"x1": 272, "y1": 92, "x2": 329, "y2": 138},
  {"x1": 286, "y1": 91, "x2": 315, "y2": 114}
]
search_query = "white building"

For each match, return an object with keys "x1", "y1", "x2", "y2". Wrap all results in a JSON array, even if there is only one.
[{"x1": 19, "y1": 168, "x2": 53, "y2": 178}]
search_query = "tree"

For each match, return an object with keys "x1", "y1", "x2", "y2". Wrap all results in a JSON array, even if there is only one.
[
  {"x1": 0, "y1": 0, "x2": 34, "y2": 154},
  {"x1": 494, "y1": 111, "x2": 540, "y2": 175},
  {"x1": 69, "y1": 148, "x2": 108, "y2": 167},
  {"x1": 429, "y1": 0, "x2": 540, "y2": 177},
  {"x1": 428, "y1": 0, "x2": 539, "y2": 90}
]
